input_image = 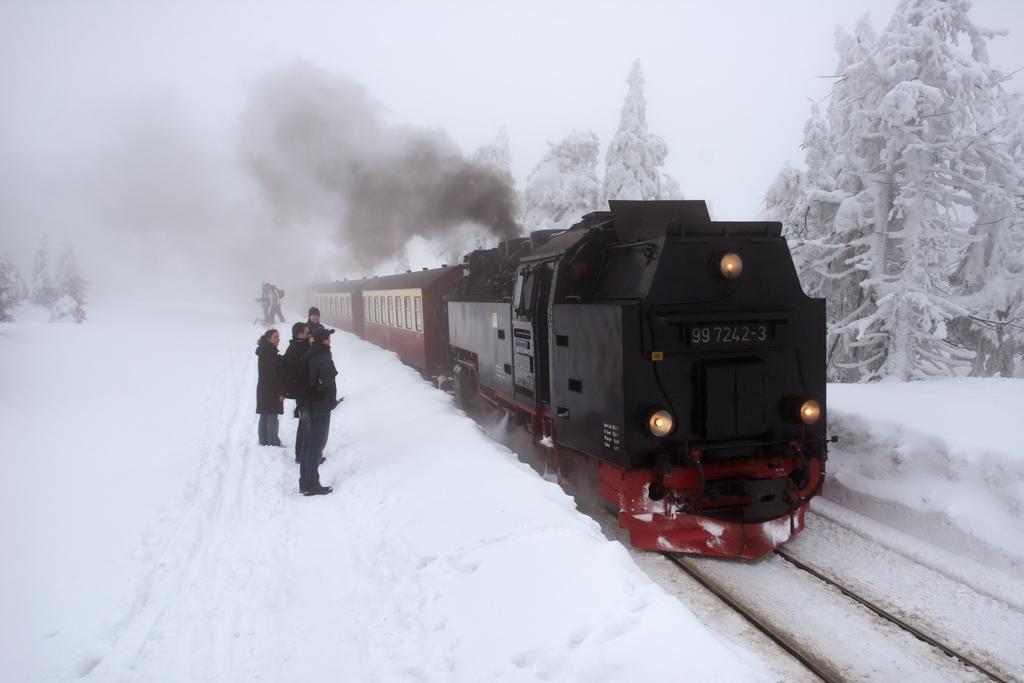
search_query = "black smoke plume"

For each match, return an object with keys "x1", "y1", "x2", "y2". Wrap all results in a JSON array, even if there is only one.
[{"x1": 240, "y1": 64, "x2": 521, "y2": 266}]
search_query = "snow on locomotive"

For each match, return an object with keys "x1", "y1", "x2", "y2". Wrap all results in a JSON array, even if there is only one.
[{"x1": 312, "y1": 200, "x2": 828, "y2": 559}]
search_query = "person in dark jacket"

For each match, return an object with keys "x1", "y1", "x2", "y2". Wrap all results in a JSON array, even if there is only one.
[
  {"x1": 283, "y1": 321, "x2": 311, "y2": 463},
  {"x1": 299, "y1": 326, "x2": 338, "y2": 496},
  {"x1": 256, "y1": 329, "x2": 285, "y2": 446},
  {"x1": 307, "y1": 306, "x2": 321, "y2": 333}
]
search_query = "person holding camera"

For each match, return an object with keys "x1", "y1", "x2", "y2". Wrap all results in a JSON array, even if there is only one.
[
  {"x1": 283, "y1": 321, "x2": 311, "y2": 463},
  {"x1": 299, "y1": 325, "x2": 340, "y2": 496}
]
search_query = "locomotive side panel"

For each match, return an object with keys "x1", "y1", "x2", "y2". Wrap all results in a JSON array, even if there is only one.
[
  {"x1": 550, "y1": 303, "x2": 639, "y2": 468},
  {"x1": 448, "y1": 301, "x2": 514, "y2": 397}
]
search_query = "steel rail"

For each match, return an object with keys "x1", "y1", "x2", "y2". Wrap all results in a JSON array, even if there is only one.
[
  {"x1": 774, "y1": 549, "x2": 1010, "y2": 683},
  {"x1": 662, "y1": 552, "x2": 840, "y2": 683}
]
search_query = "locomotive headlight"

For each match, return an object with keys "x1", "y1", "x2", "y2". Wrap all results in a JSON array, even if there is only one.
[
  {"x1": 648, "y1": 409, "x2": 675, "y2": 437},
  {"x1": 719, "y1": 252, "x2": 743, "y2": 280},
  {"x1": 799, "y1": 400, "x2": 821, "y2": 425}
]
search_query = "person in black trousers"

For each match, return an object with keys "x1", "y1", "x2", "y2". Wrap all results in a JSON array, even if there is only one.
[
  {"x1": 299, "y1": 326, "x2": 338, "y2": 496},
  {"x1": 255, "y1": 329, "x2": 285, "y2": 446},
  {"x1": 283, "y1": 321, "x2": 311, "y2": 463}
]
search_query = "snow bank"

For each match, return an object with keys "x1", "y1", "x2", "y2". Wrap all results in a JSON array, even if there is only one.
[
  {"x1": 0, "y1": 307, "x2": 769, "y2": 681},
  {"x1": 825, "y1": 379, "x2": 1024, "y2": 580}
]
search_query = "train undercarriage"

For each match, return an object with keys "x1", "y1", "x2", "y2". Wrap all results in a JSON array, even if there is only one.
[{"x1": 451, "y1": 359, "x2": 825, "y2": 560}]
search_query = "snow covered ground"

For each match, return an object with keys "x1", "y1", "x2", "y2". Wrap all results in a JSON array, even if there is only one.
[
  {"x1": 6, "y1": 299, "x2": 1022, "y2": 682},
  {"x1": 0, "y1": 304, "x2": 770, "y2": 682},
  {"x1": 826, "y1": 379, "x2": 1024, "y2": 583}
]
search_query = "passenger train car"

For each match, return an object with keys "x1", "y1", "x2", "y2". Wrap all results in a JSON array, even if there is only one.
[{"x1": 310, "y1": 200, "x2": 828, "y2": 559}]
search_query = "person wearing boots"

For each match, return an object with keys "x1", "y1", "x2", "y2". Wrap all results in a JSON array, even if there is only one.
[
  {"x1": 299, "y1": 326, "x2": 338, "y2": 496},
  {"x1": 255, "y1": 328, "x2": 285, "y2": 446},
  {"x1": 283, "y1": 321, "x2": 311, "y2": 464}
]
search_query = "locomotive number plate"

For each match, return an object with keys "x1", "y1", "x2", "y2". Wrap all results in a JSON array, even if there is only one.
[{"x1": 688, "y1": 323, "x2": 772, "y2": 346}]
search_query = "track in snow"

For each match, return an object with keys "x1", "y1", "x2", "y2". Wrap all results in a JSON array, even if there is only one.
[
  {"x1": 662, "y1": 552, "x2": 839, "y2": 683},
  {"x1": 772, "y1": 549, "x2": 1010, "y2": 683},
  {"x1": 663, "y1": 549, "x2": 1012, "y2": 683}
]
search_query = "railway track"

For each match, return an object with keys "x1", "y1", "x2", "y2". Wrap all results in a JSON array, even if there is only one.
[
  {"x1": 485, "y1": 424, "x2": 1018, "y2": 681},
  {"x1": 663, "y1": 550, "x2": 1012, "y2": 683}
]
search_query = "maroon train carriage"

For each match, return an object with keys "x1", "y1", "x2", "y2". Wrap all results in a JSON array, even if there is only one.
[
  {"x1": 360, "y1": 266, "x2": 464, "y2": 372},
  {"x1": 310, "y1": 277, "x2": 372, "y2": 337}
]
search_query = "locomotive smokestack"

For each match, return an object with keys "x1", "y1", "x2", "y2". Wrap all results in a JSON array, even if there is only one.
[{"x1": 239, "y1": 63, "x2": 521, "y2": 267}]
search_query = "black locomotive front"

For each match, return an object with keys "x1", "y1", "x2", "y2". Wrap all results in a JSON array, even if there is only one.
[{"x1": 449, "y1": 200, "x2": 827, "y2": 558}]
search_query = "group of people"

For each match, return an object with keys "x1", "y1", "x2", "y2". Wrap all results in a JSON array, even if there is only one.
[{"x1": 256, "y1": 306, "x2": 341, "y2": 496}]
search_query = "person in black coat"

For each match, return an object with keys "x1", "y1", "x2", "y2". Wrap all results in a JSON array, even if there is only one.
[
  {"x1": 283, "y1": 321, "x2": 311, "y2": 463},
  {"x1": 299, "y1": 326, "x2": 338, "y2": 495},
  {"x1": 256, "y1": 329, "x2": 285, "y2": 446}
]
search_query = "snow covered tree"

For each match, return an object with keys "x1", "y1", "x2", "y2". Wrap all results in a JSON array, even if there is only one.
[
  {"x1": 949, "y1": 92, "x2": 1024, "y2": 376},
  {"x1": 522, "y1": 129, "x2": 601, "y2": 229},
  {"x1": 51, "y1": 241, "x2": 87, "y2": 323},
  {"x1": 30, "y1": 235, "x2": 57, "y2": 307},
  {"x1": 472, "y1": 127, "x2": 514, "y2": 182},
  {"x1": 0, "y1": 248, "x2": 25, "y2": 322},
  {"x1": 469, "y1": 127, "x2": 521, "y2": 247},
  {"x1": 764, "y1": 1, "x2": 1024, "y2": 381},
  {"x1": 601, "y1": 60, "x2": 681, "y2": 205}
]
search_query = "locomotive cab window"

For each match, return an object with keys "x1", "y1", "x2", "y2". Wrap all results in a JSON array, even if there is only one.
[
  {"x1": 512, "y1": 270, "x2": 525, "y2": 313},
  {"x1": 514, "y1": 268, "x2": 536, "y2": 317}
]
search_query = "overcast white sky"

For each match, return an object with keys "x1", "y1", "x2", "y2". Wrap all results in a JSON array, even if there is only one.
[{"x1": 1, "y1": 0, "x2": 1022, "y2": 290}]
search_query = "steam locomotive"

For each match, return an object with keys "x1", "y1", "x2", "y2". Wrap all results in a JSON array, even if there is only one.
[{"x1": 310, "y1": 200, "x2": 827, "y2": 559}]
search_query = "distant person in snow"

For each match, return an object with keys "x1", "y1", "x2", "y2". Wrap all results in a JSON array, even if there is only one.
[
  {"x1": 283, "y1": 321, "x2": 311, "y2": 464},
  {"x1": 256, "y1": 328, "x2": 285, "y2": 447},
  {"x1": 299, "y1": 325, "x2": 340, "y2": 496},
  {"x1": 306, "y1": 306, "x2": 321, "y2": 336},
  {"x1": 267, "y1": 285, "x2": 285, "y2": 324},
  {"x1": 257, "y1": 283, "x2": 272, "y2": 324}
]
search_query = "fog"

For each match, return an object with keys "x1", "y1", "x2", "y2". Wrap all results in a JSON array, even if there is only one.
[{"x1": 1, "y1": 0, "x2": 1021, "y2": 311}]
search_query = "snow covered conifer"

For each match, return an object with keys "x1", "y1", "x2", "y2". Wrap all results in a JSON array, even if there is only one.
[
  {"x1": 522, "y1": 129, "x2": 600, "y2": 229},
  {"x1": 950, "y1": 92, "x2": 1024, "y2": 376},
  {"x1": 0, "y1": 248, "x2": 25, "y2": 322},
  {"x1": 472, "y1": 127, "x2": 514, "y2": 182},
  {"x1": 470, "y1": 128, "x2": 521, "y2": 245},
  {"x1": 51, "y1": 241, "x2": 87, "y2": 323},
  {"x1": 30, "y1": 235, "x2": 57, "y2": 307},
  {"x1": 602, "y1": 60, "x2": 680, "y2": 205},
  {"x1": 765, "y1": 1, "x2": 1024, "y2": 381}
]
